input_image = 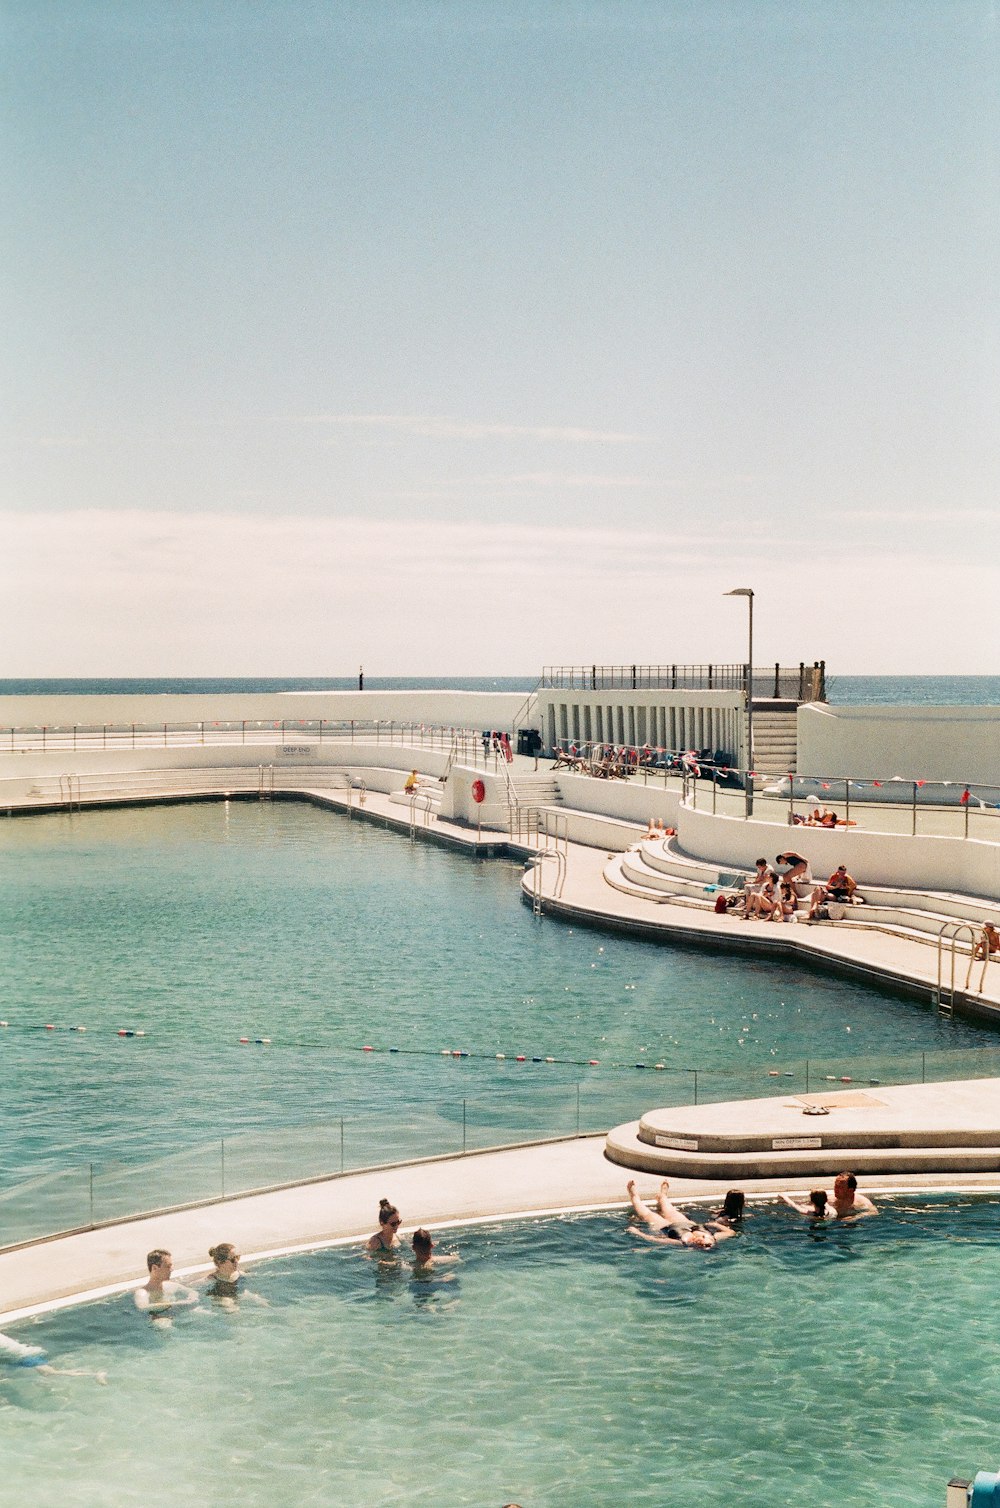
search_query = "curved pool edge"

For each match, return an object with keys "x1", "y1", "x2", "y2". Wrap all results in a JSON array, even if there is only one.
[{"x1": 4, "y1": 1128, "x2": 1000, "y2": 1328}]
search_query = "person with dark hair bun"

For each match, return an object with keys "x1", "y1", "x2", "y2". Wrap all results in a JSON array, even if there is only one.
[
  {"x1": 205, "y1": 1242, "x2": 244, "y2": 1300},
  {"x1": 366, "y1": 1198, "x2": 402, "y2": 1253}
]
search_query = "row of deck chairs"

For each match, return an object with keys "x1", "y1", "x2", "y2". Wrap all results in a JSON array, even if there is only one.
[{"x1": 552, "y1": 744, "x2": 741, "y2": 784}]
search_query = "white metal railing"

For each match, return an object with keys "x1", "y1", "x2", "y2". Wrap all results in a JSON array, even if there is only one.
[{"x1": 0, "y1": 719, "x2": 491, "y2": 756}]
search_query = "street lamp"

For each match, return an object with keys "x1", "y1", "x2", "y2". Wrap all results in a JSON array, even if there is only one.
[{"x1": 724, "y1": 587, "x2": 754, "y2": 815}]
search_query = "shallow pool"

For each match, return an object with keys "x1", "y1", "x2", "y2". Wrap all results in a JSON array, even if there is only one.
[{"x1": 2, "y1": 1198, "x2": 997, "y2": 1506}]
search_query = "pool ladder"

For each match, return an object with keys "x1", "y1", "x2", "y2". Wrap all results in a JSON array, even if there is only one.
[{"x1": 934, "y1": 922, "x2": 985, "y2": 1016}]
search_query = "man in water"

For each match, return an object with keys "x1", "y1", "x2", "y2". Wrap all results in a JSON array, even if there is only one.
[
  {"x1": 134, "y1": 1249, "x2": 198, "y2": 1319},
  {"x1": 828, "y1": 1172, "x2": 878, "y2": 1219}
]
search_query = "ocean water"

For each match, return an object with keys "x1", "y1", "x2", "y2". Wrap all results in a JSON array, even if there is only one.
[
  {"x1": 2, "y1": 1200, "x2": 997, "y2": 1507},
  {"x1": 0, "y1": 801, "x2": 995, "y2": 1242},
  {"x1": 1, "y1": 674, "x2": 998, "y2": 704}
]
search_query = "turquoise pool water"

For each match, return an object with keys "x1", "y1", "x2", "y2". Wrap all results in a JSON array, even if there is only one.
[
  {"x1": 0, "y1": 801, "x2": 995, "y2": 1241},
  {"x1": 2, "y1": 1199, "x2": 997, "y2": 1506}
]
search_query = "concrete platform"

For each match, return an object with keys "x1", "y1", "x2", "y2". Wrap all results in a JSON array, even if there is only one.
[
  {"x1": 605, "y1": 1078, "x2": 1000, "y2": 1179},
  {"x1": 522, "y1": 837, "x2": 1000, "y2": 1026}
]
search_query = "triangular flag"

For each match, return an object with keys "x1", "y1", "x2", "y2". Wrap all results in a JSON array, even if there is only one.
[{"x1": 960, "y1": 788, "x2": 971, "y2": 804}]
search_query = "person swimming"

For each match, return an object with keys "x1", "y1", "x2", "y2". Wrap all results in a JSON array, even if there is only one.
[
  {"x1": 710, "y1": 1189, "x2": 746, "y2": 1227},
  {"x1": 1, "y1": 1330, "x2": 107, "y2": 1383}
]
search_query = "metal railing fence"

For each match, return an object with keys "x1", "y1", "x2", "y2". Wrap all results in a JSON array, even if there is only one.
[
  {"x1": 0, "y1": 719, "x2": 506, "y2": 759},
  {"x1": 552, "y1": 738, "x2": 1000, "y2": 840},
  {"x1": 541, "y1": 662, "x2": 826, "y2": 699},
  {"x1": 3, "y1": 1041, "x2": 1000, "y2": 1253}
]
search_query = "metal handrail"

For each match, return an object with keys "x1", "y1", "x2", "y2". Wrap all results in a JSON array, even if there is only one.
[{"x1": 935, "y1": 922, "x2": 978, "y2": 1014}]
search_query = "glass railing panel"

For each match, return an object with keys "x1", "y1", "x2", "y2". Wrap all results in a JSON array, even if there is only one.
[
  {"x1": 0, "y1": 1166, "x2": 92, "y2": 1249},
  {"x1": 91, "y1": 1144, "x2": 224, "y2": 1224}
]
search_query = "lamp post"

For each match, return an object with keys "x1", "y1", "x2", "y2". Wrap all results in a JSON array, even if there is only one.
[{"x1": 724, "y1": 587, "x2": 754, "y2": 816}]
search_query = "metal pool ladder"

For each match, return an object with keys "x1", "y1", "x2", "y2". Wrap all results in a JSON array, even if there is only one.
[{"x1": 935, "y1": 921, "x2": 979, "y2": 1015}]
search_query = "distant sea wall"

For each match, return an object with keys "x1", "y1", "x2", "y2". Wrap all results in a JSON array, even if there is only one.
[{"x1": 0, "y1": 690, "x2": 530, "y2": 732}]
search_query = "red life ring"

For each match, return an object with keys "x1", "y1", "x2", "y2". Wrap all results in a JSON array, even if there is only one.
[{"x1": 471, "y1": 779, "x2": 486, "y2": 804}]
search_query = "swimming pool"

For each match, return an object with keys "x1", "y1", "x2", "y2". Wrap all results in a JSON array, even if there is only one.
[
  {"x1": 2, "y1": 1198, "x2": 996, "y2": 1506},
  {"x1": 0, "y1": 801, "x2": 995, "y2": 1240}
]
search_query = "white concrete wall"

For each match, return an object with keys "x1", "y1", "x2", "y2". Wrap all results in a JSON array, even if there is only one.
[
  {"x1": 0, "y1": 690, "x2": 527, "y2": 732},
  {"x1": 539, "y1": 809, "x2": 645, "y2": 852},
  {"x1": 553, "y1": 773, "x2": 681, "y2": 827},
  {"x1": 0, "y1": 742, "x2": 451, "y2": 804},
  {"x1": 679, "y1": 804, "x2": 1000, "y2": 901},
  {"x1": 799, "y1": 704, "x2": 1000, "y2": 786},
  {"x1": 441, "y1": 768, "x2": 511, "y2": 828}
]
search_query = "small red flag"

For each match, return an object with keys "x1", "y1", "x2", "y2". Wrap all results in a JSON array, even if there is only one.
[{"x1": 960, "y1": 788, "x2": 971, "y2": 804}]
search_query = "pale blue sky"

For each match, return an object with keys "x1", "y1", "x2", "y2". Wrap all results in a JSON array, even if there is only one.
[{"x1": 2, "y1": 1, "x2": 998, "y2": 674}]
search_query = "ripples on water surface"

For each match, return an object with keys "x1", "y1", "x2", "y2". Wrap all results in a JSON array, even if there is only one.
[
  {"x1": 3, "y1": 1201, "x2": 999, "y2": 1507},
  {"x1": 0, "y1": 801, "x2": 994, "y2": 1201}
]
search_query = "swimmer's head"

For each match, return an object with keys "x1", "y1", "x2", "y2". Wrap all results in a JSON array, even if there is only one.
[
  {"x1": 146, "y1": 1248, "x2": 171, "y2": 1275},
  {"x1": 834, "y1": 1172, "x2": 857, "y2": 1195},
  {"x1": 720, "y1": 1190, "x2": 745, "y2": 1221},
  {"x1": 378, "y1": 1197, "x2": 401, "y2": 1230},
  {"x1": 685, "y1": 1228, "x2": 715, "y2": 1250},
  {"x1": 209, "y1": 1242, "x2": 239, "y2": 1268},
  {"x1": 809, "y1": 1190, "x2": 828, "y2": 1214},
  {"x1": 412, "y1": 1228, "x2": 433, "y2": 1260}
]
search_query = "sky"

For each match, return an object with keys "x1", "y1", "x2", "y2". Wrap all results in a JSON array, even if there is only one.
[{"x1": 2, "y1": 0, "x2": 998, "y2": 676}]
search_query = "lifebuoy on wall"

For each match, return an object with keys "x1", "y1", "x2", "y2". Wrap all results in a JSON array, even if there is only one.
[{"x1": 471, "y1": 779, "x2": 486, "y2": 804}]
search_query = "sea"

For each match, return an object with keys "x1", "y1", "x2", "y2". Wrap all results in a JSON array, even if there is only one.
[{"x1": 0, "y1": 675, "x2": 998, "y2": 704}]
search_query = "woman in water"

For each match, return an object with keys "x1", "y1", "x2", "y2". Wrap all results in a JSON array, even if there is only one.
[
  {"x1": 626, "y1": 1180, "x2": 733, "y2": 1250},
  {"x1": 366, "y1": 1198, "x2": 402, "y2": 1253},
  {"x1": 205, "y1": 1242, "x2": 242, "y2": 1296},
  {"x1": 204, "y1": 1242, "x2": 266, "y2": 1308},
  {"x1": 709, "y1": 1189, "x2": 745, "y2": 1229}
]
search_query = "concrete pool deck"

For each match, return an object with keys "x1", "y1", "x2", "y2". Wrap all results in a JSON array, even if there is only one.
[
  {"x1": 4, "y1": 1085, "x2": 1000, "y2": 1326},
  {"x1": 301, "y1": 782, "x2": 1000, "y2": 1019}
]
